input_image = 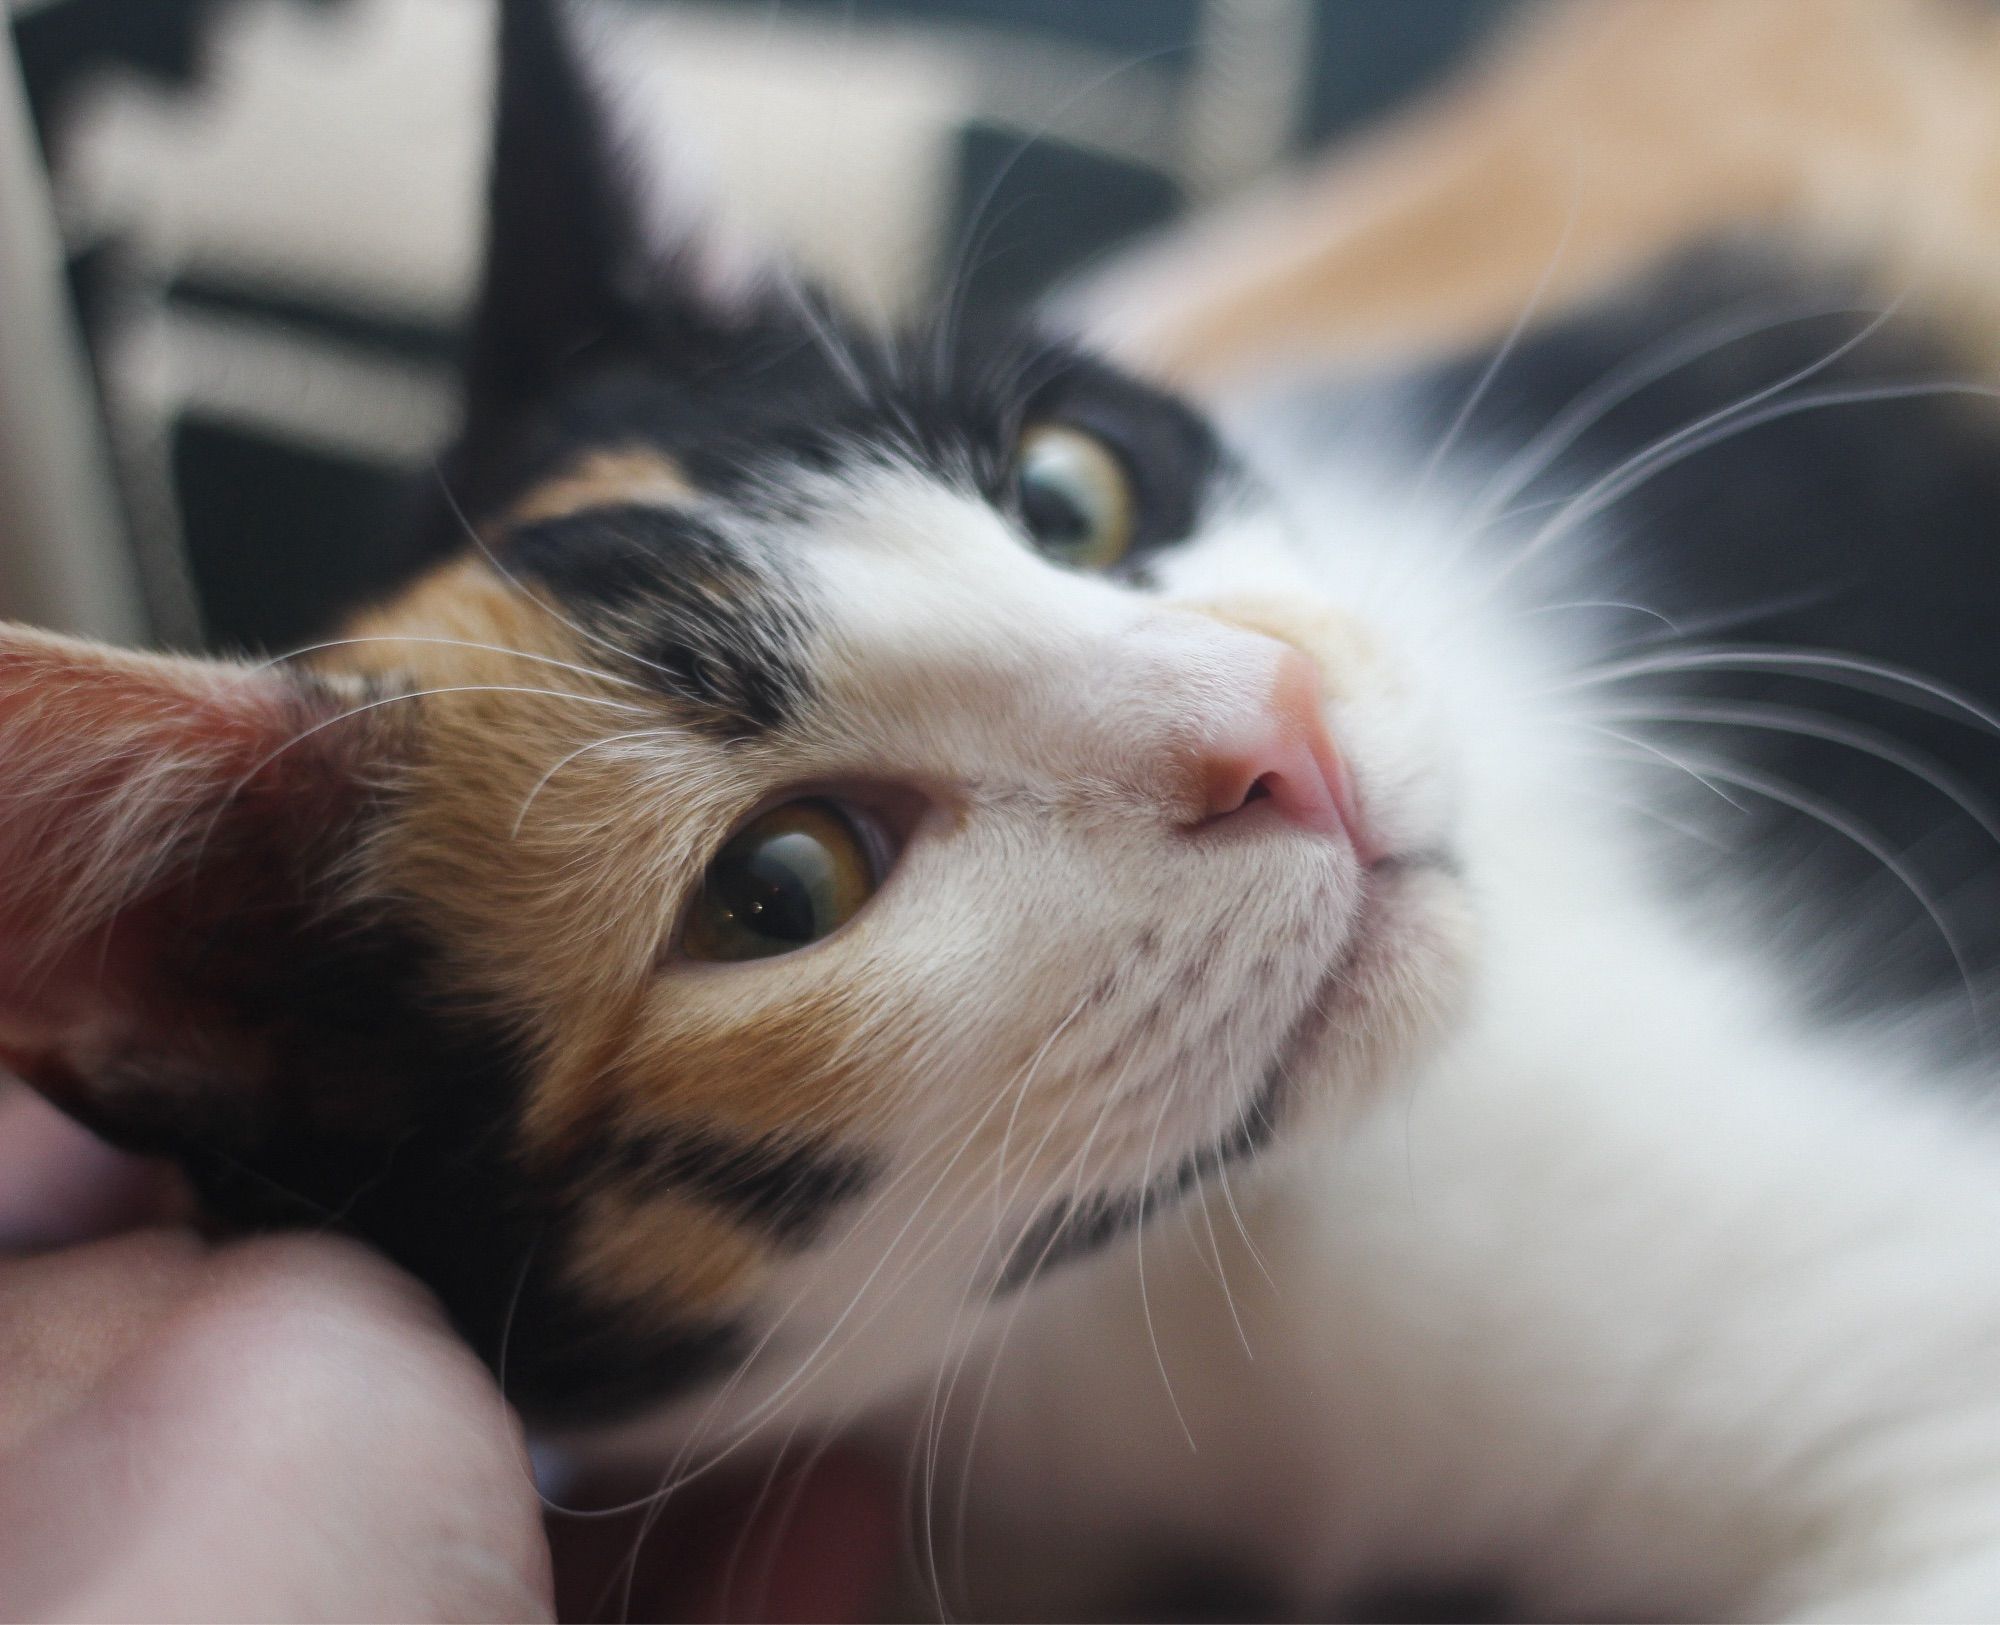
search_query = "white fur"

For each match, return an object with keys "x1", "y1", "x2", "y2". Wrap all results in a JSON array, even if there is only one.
[{"x1": 872, "y1": 410, "x2": 2000, "y2": 1620}]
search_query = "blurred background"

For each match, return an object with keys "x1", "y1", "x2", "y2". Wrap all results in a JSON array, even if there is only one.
[{"x1": 5, "y1": 0, "x2": 1517, "y2": 654}]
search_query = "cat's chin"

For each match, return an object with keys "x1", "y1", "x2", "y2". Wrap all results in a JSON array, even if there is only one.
[
  {"x1": 997, "y1": 844, "x2": 1475, "y2": 1288},
  {"x1": 1274, "y1": 848, "x2": 1478, "y2": 1137}
]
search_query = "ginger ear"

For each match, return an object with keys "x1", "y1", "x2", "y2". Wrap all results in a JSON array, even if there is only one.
[{"x1": 0, "y1": 623, "x2": 400, "y2": 1165}]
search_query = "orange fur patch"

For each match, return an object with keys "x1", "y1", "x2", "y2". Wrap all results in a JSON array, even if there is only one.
[
  {"x1": 566, "y1": 1187, "x2": 772, "y2": 1314},
  {"x1": 534, "y1": 984, "x2": 885, "y2": 1159},
  {"x1": 312, "y1": 554, "x2": 869, "y2": 1314},
  {"x1": 1188, "y1": 598, "x2": 1383, "y2": 704},
  {"x1": 507, "y1": 447, "x2": 696, "y2": 526},
  {"x1": 331, "y1": 555, "x2": 601, "y2": 687},
  {"x1": 320, "y1": 553, "x2": 875, "y2": 1176}
]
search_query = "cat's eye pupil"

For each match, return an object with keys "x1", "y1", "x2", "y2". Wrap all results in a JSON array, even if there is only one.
[
  {"x1": 1014, "y1": 424, "x2": 1137, "y2": 572},
  {"x1": 682, "y1": 799, "x2": 878, "y2": 963},
  {"x1": 1019, "y1": 476, "x2": 1092, "y2": 553},
  {"x1": 710, "y1": 832, "x2": 822, "y2": 943}
]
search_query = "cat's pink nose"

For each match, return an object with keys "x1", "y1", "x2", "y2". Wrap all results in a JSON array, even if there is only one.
[{"x1": 1192, "y1": 648, "x2": 1362, "y2": 848}]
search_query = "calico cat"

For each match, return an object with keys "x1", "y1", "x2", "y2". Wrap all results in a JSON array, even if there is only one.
[{"x1": 7, "y1": 0, "x2": 2000, "y2": 1617}]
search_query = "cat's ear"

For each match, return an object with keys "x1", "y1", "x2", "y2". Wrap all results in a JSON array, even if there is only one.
[
  {"x1": 464, "y1": 0, "x2": 769, "y2": 436},
  {"x1": 0, "y1": 624, "x2": 402, "y2": 1162}
]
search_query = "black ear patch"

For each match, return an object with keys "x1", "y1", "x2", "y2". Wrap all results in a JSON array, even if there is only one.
[
  {"x1": 464, "y1": 0, "x2": 655, "y2": 439},
  {"x1": 424, "y1": 0, "x2": 827, "y2": 564}
]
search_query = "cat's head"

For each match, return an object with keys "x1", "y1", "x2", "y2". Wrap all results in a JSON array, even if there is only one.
[{"x1": 0, "y1": 0, "x2": 1470, "y2": 1438}]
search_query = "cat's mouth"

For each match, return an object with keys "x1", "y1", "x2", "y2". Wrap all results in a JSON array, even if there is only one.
[
  {"x1": 991, "y1": 1060, "x2": 1285, "y2": 1295},
  {"x1": 989, "y1": 872, "x2": 1395, "y2": 1296},
  {"x1": 990, "y1": 843, "x2": 1462, "y2": 1296}
]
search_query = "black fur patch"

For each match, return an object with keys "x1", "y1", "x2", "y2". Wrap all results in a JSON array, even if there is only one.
[
  {"x1": 492, "y1": 1277, "x2": 747, "y2": 1430},
  {"x1": 1399, "y1": 241, "x2": 2000, "y2": 1032},
  {"x1": 95, "y1": 891, "x2": 752, "y2": 1427},
  {"x1": 471, "y1": 325, "x2": 1228, "y2": 558},
  {"x1": 509, "y1": 503, "x2": 812, "y2": 736},
  {"x1": 577, "y1": 1115, "x2": 875, "y2": 1248}
]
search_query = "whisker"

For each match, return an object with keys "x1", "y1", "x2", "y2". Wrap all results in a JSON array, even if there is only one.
[
  {"x1": 1132, "y1": 1077, "x2": 1198, "y2": 1453},
  {"x1": 1570, "y1": 644, "x2": 2000, "y2": 740},
  {"x1": 1489, "y1": 293, "x2": 1908, "y2": 575},
  {"x1": 1530, "y1": 598, "x2": 1684, "y2": 634},
  {"x1": 1462, "y1": 296, "x2": 1885, "y2": 534},
  {"x1": 510, "y1": 729, "x2": 676, "y2": 838},
  {"x1": 775, "y1": 275, "x2": 875, "y2": 405},
  {"x1": 564, "y1": 1074, "x2": 1040, "y2": 1522},
  {"x1": 493, "y1": 1231, "x2": 544, "y2": 1432},
  {"x1": 1604, "y1": 745, "x2": 1991, "y2": 1045},
  {"x1": 1410, "y1": 171, "x2": 1580, "y2": 513},
  {"x1": 911, "y1": 1036, "x2": 1140, "y2": 1612},
  {"x1": 930, "y1": 43, "x2": 1187, "y2": 389},
  {"x1": 1565, "y1": 774, "x2": 1745, "y2": 852},
  {"x1": 1573, "y1": 720, "x2": 1750, "y2": 812},
  {"x1": 987, "y1": 993, "x2": 1091, "y2": 1226},
  {"x1": 172, "y1": 680, "x2": 648, "y2": 924},
  {"x1": 1609, "y1": 583, "x2": 1849, "y2": 652},
  {"x1": 540, "y1": 1106, "x2": 987, "y2": 1523},
  {"x1": 1503, "y1": 376, "x2": 1999, "y2": 579},
  {"x1": 429, "y1": 464, "x2": 706, "y2": 698},
  {"x1": 935, "y1": 1043, "x2": 1156, "y2": 1599},
  {"x1": 1598, "y1": 698, "x2": 2000, "y2": 860},
  {"x1": 1212, "y1": 1159, "x2": 1276, "y2": 1290},
  {"x1": 244, "y1": 682, "x2": 644, "y2": 780}
]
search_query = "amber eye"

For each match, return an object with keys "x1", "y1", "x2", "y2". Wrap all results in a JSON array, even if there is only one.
[
  {"x1": 681, "y1": 799, "x2": 881, "y2": 963},
  {"x1": 1013, "y1": 424, "x2": 1137, "y2": 572}
]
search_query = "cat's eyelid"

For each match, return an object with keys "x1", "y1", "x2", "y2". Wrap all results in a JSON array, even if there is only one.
[{"x1": 658, "y1": 781, "x2": 934, "y2": 974}]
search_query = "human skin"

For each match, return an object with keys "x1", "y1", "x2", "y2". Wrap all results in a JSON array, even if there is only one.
[{"x1": 0, "y1": 1088, "x2": 893, "y2": 1623}]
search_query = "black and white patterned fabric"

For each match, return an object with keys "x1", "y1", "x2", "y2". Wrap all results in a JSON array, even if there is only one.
[{"x1": 13, "y1": 0, "x2": 1513, "y2": 651}]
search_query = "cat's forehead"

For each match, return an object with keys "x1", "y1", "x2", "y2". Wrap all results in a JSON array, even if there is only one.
[{"x1": 397, "y1": 325, "x2": 1234, "y2": 755}]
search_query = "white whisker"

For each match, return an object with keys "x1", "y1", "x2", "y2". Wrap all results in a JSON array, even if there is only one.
[
  {"x1": 1504, "y1": 377, "x2": 2000, "y2": 581},
  {"x1": 1571, "y1": 644, "x2": 2000, "y2": 740},
  {"x1": 1462, "y1": 296, "x2": 1882, "y2": 534}
]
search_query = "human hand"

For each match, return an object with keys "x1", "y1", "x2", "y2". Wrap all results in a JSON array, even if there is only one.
[
  {"x1": 0, "y1": 1086, "x2": 552, "y2": 1621},
  {"x1": 0, "y1": 1087, "x2": 895, "y2": 1623}
]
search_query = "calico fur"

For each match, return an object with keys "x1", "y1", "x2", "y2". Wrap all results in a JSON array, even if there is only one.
[
  {"x1": 8, "y1": 1, "x2": 2000, "y2": 1617},
  {"x1": 2, "y1": 0, "x2": 1459, "y2": 1446}
]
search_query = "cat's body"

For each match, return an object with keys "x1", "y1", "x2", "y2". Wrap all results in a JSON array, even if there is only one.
[{"x1": 8, "y1": 2, "x2": 2000, "y2": 1619}]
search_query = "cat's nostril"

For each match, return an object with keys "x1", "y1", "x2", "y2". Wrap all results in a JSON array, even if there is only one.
[
  {"x1": 1199, "y1": 743, "x2": 1348, "y2": 841},
  {"x1": 1190, "y1": 650, "x2": 1363, "y2": 849}
]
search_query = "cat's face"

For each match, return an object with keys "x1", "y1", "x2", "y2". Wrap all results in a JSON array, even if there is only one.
[{"x1": 0, "y1": 0, "x2": 1470, "y2": 1438}]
